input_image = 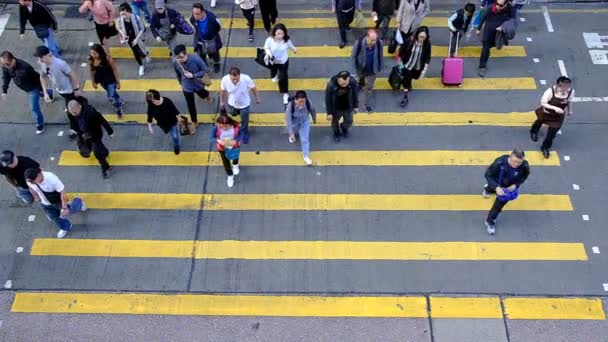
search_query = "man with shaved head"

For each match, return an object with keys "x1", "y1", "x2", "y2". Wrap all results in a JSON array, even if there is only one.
[
  {"x1": 68, "y1": 98, "x2": 114, "y2": 179},
  {"x1": 351, "y1": 29, "x2": 383, "y2": 113}
]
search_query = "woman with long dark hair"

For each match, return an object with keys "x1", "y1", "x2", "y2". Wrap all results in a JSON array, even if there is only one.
[
  {"x1": 264, "y1": 23, "x2": 297, "y2": 104},
  {"x1": 210, "y1": 114, "x2": 242, "y2": 188},
  {"x1": 117, "y1": 2, "x2": 150, "y2": 76},
  {"x1": 88, "y1": 44, "x2": 124, "y2": 117},
  {"x1": 397, "y1": 25, "x2": 431, "y2": 107}
]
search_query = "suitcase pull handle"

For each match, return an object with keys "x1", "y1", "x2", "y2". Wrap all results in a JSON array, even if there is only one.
[{"x1": 448, "y1": 31, "x2": 460, "y2": 57}]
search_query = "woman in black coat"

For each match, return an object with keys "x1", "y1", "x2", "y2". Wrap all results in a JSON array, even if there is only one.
[{"x1": 397, "y1": 25, "x2": 431, "y2": 107}]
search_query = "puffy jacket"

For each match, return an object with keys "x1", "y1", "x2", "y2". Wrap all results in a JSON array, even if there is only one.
[{"x1": 485, "y1": 155, "x2": 530, "y2": 190}]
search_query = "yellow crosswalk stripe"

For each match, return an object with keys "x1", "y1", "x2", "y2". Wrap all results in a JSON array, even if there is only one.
[
  {"x1": 104, "y1": 112, "x2": 537, "y2": 126},
  {"x1": 66, "y1": 193, "x2": 573, "y2": 211},
  {"x1": 84, "y1": 77, "x2": 537, "y2": 92},
  {"x1": 229, "y1": 17, "x2": 446, "y2": 29},
  {"x1": 59, "y1": 150, "x2": 560, "y2": 167},
  {"x1": 109, "y1": 46, "x2": 526, "y2": 59},
  {"x1": 11, "y1": 293, "x2": 605, "y2": 319},
  {"x1": 30, "y1": 239, "x2": 588, "y2": 261}
]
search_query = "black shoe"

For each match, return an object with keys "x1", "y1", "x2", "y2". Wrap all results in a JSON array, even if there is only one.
[
  {"x1": 102, "y1": 167, "x2": 112, "y2": 179},
  {"x1": 478, "y1": 67, "x2": 487, "y2": 78},
  {"x1": 340, "y1": 124, "x2": 349, "y2": 138},
  {"x1": 339, "y1": 41, "x2": 346, "y2": 49},
  {"x1": 69, "y1": 132, "x2": 78, "y2": 140},
  {"x1": 364, "y1": 105, "x2": 372, "y2": 113},
  {"x1": 333, "y1": 134, "x2": 341, "y2": 143},
  {"x1": 174, "y1": 146, "x2": 180, "y2": 155},
  {"x1": 542, "y1": 148, "x2": 550, "y2": 159},
  {"x1": 530, "y1": 131, "x2": 538, "y2": 142},
  {"x1": 399, "y1": 94, "x2": 409, "y2": 108},
  {"x1": 213, "y1": 63, "x2": 221, "y2": 74}
]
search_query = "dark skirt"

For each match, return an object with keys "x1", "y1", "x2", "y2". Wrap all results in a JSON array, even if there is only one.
[
  {"x1": 401, "y1": 68, "x2": 422, "y2": 91},
  {"x1": 95, "y1": 22, "x2": 118, "y2": 42},
  {"x1": 535, "y1": 107, "x2": 565, "y2": 128}
]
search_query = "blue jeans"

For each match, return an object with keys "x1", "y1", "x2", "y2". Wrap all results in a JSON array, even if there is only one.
[
  {"x1": 131, "y1": 1, "x2": 151, "y2": 22},
  {"x1": 102, "y1": 83, "x2": 123, "y2": 110},
  {"x1": 27, "y1": 89, "x2": 47, "y2": 129},
  {"x1": 41, "y1": 203, "x2": 72, "y2": 231},
  {"x1": 291, "y1": 119, "x2": 311, "y2": 158},
  {"x1": 169, "y1": 125, "x2": 180, "y2": 148},
  {"x1": 236, "y1": 105, "x2": 250, "y2": 137},
  {"x1": 15, "y1": 186, "x2": 34, "y2": 204},
  {"x1": 42, "y1": 28, "x2": 61, "y2": 57}
]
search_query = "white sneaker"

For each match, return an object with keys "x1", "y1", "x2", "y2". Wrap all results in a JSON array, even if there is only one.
[
  {"x1": 138, "y1": 65, "x2": 145, "y2": 76},
  {"x1": 227, "y1": 175, "x2": 234, "y2": 187},
  {"x1": 232, "y1": 164, "x2": 240, "y2": 175},
  {"x1": 210, "y1": 0, "x2": 217, "y2": 7},
  {"x1": 303, "y1": 156, "x2": 313, "y2": 166},
  {"x1": 282, "y1": 93, "x2": 289, "y2": 104},
  {"x1": 482, "y1": 184, "x2": 490, "y2": 198},
  {"x1": 288, "y1": 135, "x2": 296, "y2": 143},
  {"x1": 272, "y1": 76, "x2": 279, "y2": 83},
  {"x1": 35, "y1": 129, "x2": 44, "y2": 135},
  {"x1": 57, "y1": 229, "x2": 68, "y2": 238}
]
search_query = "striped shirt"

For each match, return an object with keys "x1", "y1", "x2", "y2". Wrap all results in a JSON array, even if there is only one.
[{"x1": 404, "y1": 42, "x2": 423, "y2": 71}]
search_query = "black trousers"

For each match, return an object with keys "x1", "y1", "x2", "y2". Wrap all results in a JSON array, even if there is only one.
[
  {"x1": 259, "y1": 0, "x2": 278, "y2": 32},
  {"x1": 270, "y1": 60, "x2": 289, "y2": 93},
  {"x1": 183, "y1": 88, "x2": 210, "y2": 123},
  {"x1": 196, "y1": 49, "x2": 221, "y2": 68},
  {"x1": 530, "y1": 119, "x2": 560, "y2": 150},
  {"x1": 219, "y1": 150, "x2": 239, "y2": 176},
  {"x1": 374, "y1": 13, "x2": 391, "y2": 41},
  {"x1": 331, "y1": 110, "x2": 353, "y2": 136},
  {"x1": 336, "y1": 11, "x2": 355, "y2": 43},
  {"x1": 81, "y1": 138, "x2": 110, "y2": 172},
  {"x1": 241, "y1": 8, "x2": 255, "y2": 34},
  {"x1": 484, "y1": 185, "x2": 508, "y2": 224},
  {"x1": 479, "y1": 40, "x2": 492, "y2": 68}
]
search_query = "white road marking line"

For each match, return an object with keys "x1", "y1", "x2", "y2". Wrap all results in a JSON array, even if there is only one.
[
  {"x1": 589, "y1": 50, "x2": 608, "y2": 64},
  {"x1": 539, "y1": 80, "x2": 547, "y2": 85},
  {"x1": 58, "y1": 131, "x2": 64, "y2": 137},
  {"x1": 564, "y1": 155, "x2": 570, "y2": 161},
  {"x1": 557, "y1": 60, "x2": 568, "y2": 77},
  {"x1": 604, "y1": 283, "x2": 608, "y2": 291},
  {"x1": 583, "y1": 32, "x2": 608, "y2": 49},
  {"x1": 3, "y1": 280, "x2": 11, "y2": 289},
  {"x1": 572, "y1": 97, "x2": 608, "y2": 102},
  {"x1": 533, "y1": 58, "x2": 540, "y2": 63},
  {"x1": 16, "y1": 247, "x2": 23, "y2": 253},
  {"x1": 592, "y1": 247, "x2": 600, "y2": 254},
  {"x1": 0, "y1": 14, "x2": 10, "y2": 38},
  {"x1": 542, "y1": 6, "x2": 554, "y2": 32},
  {"x1": 28, "y1": 215, "x2": 35, "y2": 222},
  {"x1": 526, "y1": 37, "x2": 533, "y2": 42},
  {"x1": 572, "y1": 184, "x2": 580, "y2": 190},
  {"x1": 520, "y1": 17, "x2": 526, "y2": 22},
  {"x1": 582, "y1": 215, "x2": 590, "y2": 221}
]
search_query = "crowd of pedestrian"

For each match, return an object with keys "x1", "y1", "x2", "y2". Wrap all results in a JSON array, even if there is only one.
[{"x1": 1, "y1": 0, "x2": 572, "y2": 238}]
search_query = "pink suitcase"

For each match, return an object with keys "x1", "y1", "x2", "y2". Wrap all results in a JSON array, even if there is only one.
[{"x1": 442, "y1": 33, "x2": 464, "y2": 86}]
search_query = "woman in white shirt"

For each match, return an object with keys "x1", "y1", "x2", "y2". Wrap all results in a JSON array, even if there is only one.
[
  {"x1": 264, "y1": 23, "x2": 297, "y2": 104},
  {"x1": 530, "y1": 76, "x2": 574, "y2": 159}
]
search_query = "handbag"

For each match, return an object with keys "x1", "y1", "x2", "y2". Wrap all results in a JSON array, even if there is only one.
[
  {"x1": 175, "y1": 14, "x2": 194, "y2": 35},
  {"x1": 176, "y1": 60, "x2": 212, "y2": 87},
  {"x1": 77, "y1": 136, "x2": 92, "y2": 158},
  {"x1": 496, "y1": 166, "x2": 520, "y2": 202},
  {"x1": 472, "y1": 8, "x2": 485, "y2": 29},
  {"x1": 224, "y1": 147, "x2": 240, "y2": 161},
  {"x1": 352, "y1": 11, "x2": 366, "y2": 29},
  {"x1": 34, "y1": 25, "x2": 50, "y2": 39},
  {"x1": 388, "y1": 65, "x2": 404, "y2": 90},
  {"x1": 387, "y1": 30, "x2": 399, "y2": 54},
  {"x1": 198, "y1": 38, "x2": 218, "y2": 55},
  {"x1": 254, "y1": 48, "x2": 273, "y2": 69}
]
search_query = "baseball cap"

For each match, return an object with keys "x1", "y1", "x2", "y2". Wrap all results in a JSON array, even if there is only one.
[
  {"x1": 0, "y1": 150, "x2": 15, "y2": 167},
  {"x1": 33, "y1": 46, "x2": 51, "y2": 58}
]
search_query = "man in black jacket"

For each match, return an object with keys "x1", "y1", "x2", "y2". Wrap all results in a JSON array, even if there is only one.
[
  {"x1": 0, "y1": 150, "x2": 40, "y2": 204},
  {"x1": 67, "y1": 98, "x2": 114, "y2": 179},
  {"x1": 332, "y1": 0, "x2": 362, "y2": 49},
  {"x1": 1, "y1": 50, "x2": 53, "y2": 134},
  {"x1": 372, "y1": 0, "x2": 399, "y2": 42},
  {"x1": 475, "y1": 0, "x2": 514, "y2": 77},
  {"x1": 18, "y1": 0, "x2": 61, "y2": 57},
  {"x1": 325, "y1": 71, "x2": 359, "y2": 143},
  {"x1": 482, "y1": 149, "x2": 530, "y2": 235}
]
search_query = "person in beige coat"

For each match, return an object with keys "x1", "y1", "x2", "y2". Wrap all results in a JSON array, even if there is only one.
[{"x1": 396, "y1": 0, "x2": 430, "y2": 41}]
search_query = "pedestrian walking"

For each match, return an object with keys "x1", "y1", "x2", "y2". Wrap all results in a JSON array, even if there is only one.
[
  {"x1": 352, "y1": 29, "x2": 383, "y2": 113},
  {"x1": 79, "y1": 0, "x2": 118, "y2": 45},
  {"x1": 25, "y1": 168, "x2": 86, "y2": 238},
  {"x1": 130, "y1": 0, "x2": 152, "y2": 25},
  {"x1": 211, "y1": 114, "x2": 241, "y2": 188},
  {"x1": 0, "y1": 150, "x2": 39, "y2": 204},
  {"x1": 447, "y1": 3, "x2": 475, "y2": 57},
  {"x1": 482, "y1": 149, "x2": 530, "y2": 235},
  {"x1": 530, "y1": 76, "x2": 574, "y2": 159},
  {"x1": 264, "y1": 23, "x2": 296, "y2": 105},
  {"x1": 150, "y1": 0, "x2": 179, "y2": 55},
  {"x1": 88, "y1": 44, "x2": 125, "y2": 118},
  {"x1": 173, "y1": 44, "x2": 212, "y2": 132},
  {"x1": 397, "y1": 26, "x2": 431, "y2": 107},
  {"x1": 259, "y1": 0, "x2": 278, "y2": 34},
  {"x1": 332, "y1": 0, "x2": 362, "y2": 49},
  {"x1": 286, "y1": 91, "x2": 317, "y2": 165},
  {"x1": 475, "y1": 0, "x2": 514, "y2": 77},
  {"x1": 372, "y1": 0, "x2": 398, "y2": 42},
  {"x1": 35, "y1": 46, "x2": 81, "y2": 138},
  {"x1": 396, "y1": 0, "x2": 431, "y2": 42},
  {"x1": 18, "y1": 0, "x2": 62, "y2": 57},
  {"x1": 146, "y1": 89, "x2": 181, "y2": 155},
  {"x1": 190, "y1": 2, "x2": 223, "y2": 74},
  {"x1": 325, "y1": 70, "x2": 359, "y2": 143},
  {"x1": 219, "y1": 67, "x2": 260, "y2": 144},
  {"x1": 1, "y1": 51, "x2": 53, "y2": 134},
  {"x1": 117, "y1": 2, "x2": 151, "y2": 77},
  {"x1": 210, "y1": 0, "x2": 218, "y2": 8},
  {"x1": 236, "y1": 0, "x2": 257, "y2": 42},
  {"x1": 67, "y1": 99, "x2": 114, "y2": 179}
]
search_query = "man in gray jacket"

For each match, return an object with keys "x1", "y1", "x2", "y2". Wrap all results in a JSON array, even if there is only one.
[{"x1": 352, "y1": 29, "x2": 383, "y2": 113}]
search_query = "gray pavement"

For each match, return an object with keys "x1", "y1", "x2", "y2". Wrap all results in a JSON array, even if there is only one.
[{"x1": 1, "y1": 1, "x2": 608, "y2": 341}]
